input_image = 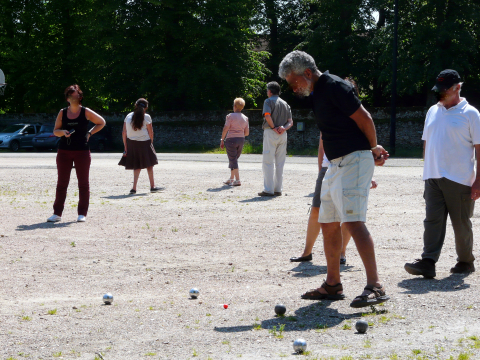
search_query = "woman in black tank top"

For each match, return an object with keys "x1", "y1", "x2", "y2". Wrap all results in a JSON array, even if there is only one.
[{"x1": 47, "y1": 84, "x2": 106, "y2": 223}]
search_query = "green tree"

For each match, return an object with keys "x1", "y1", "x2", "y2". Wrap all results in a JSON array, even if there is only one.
[
  {"x1": 375, "y1": 0, "x2": 480, "y2": 106},
  {"x1": 0, "y1": 0, "x2": 269, "y2": 112}
]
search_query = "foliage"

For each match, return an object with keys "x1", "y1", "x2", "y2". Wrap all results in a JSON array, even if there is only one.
[
  {"x1": 1, "y1": 0, "x2": 480, "y2": 112},
  {"x1": 0, "y1": 0, "x2": 268, "y2": 112}
]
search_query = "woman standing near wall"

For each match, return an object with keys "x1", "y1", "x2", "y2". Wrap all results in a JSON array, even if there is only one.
[
  {"x1": 118, "y1": 98, "x2": 160, "y2": 194},
  {"x1": 47, "y1": 84, "x2": 106, "y2": 223},
  {"x1": 220, "y1": 98, "x2": 249, "y2": 186}
]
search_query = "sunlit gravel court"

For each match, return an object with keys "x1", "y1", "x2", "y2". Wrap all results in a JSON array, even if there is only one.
[{"x1": 1, "y1": 153, "x2": 480, "y2": 360}]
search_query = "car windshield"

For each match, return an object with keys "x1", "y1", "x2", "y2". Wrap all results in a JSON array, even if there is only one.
[
  {"x1": 39, "y1": 125, "x2": 54, "y2": 133},
  {"x1": 1, "y1": 125, "x2": 24, "y2": 133}
]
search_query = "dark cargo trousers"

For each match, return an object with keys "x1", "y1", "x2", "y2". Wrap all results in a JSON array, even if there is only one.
[{"x1": 422, "y1": 178, "x2": 475, "y2": 264}]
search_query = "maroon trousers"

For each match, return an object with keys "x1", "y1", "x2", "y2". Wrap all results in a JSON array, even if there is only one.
[{"x1": 53, "y1": 150, "x2": 91, "y2": 216}]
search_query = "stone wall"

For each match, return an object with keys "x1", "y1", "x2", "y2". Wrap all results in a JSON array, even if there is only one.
[{"x1": 0, "y1": 107, "x2": 427, "y2": 149}]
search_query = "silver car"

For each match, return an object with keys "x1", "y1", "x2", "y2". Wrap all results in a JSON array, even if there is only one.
[{"x1": 0, "y1": 124, "x2": 41, "y2": 151}]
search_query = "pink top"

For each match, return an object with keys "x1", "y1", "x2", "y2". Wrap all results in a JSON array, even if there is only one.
[{"x1": 224, "y1": 112, "x2": 249, "y2": 139}]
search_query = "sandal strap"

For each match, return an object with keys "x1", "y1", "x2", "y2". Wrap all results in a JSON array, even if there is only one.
[
  {"x1": 354, "y1": 285, "x2": 386, "y2": 301},
  {"x1": 364, "y1": 285, "x2": 386, "y2": 297},
  {"x1": 321, "y1": 281, "x2": 343, "y2": 295}
]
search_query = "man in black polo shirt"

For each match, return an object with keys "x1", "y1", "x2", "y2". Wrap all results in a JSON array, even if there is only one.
[{"x1": 279, "y1": 50, "x2": 390, "y2": 308}]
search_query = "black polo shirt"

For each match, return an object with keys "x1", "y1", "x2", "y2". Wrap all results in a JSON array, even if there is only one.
[{"x1": 311, "y1": 71, "x2": 370, "y2": 160}]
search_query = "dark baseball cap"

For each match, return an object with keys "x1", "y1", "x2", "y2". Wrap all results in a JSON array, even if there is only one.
[{"x1": 432, "y1": 69, "x2": 461, "y2": 92}]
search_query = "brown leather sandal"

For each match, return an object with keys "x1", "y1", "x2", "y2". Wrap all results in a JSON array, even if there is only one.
[
  {"x1": 350, "y1": 285, "x2": 390, "y2": 308},
  {"x1": 301, "y1": 281, "x2": 346, "y2": 300}
]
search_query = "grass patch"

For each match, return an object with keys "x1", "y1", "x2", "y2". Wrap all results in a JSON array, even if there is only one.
[
  {"x1": 47, "y1": 309, "x2": 57, "y2": 315},
  {"x1": 268, "y1": 324, "x2": 285, "y2": 338}
]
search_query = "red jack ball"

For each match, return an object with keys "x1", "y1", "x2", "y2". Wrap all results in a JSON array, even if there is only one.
[{"x1": 223, "y1": 304, "x2": 228, "y2": 309}]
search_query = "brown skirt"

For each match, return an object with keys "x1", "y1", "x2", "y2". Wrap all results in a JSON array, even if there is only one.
[{"x1": 118, "y1": 138, "x2": 158, "y2": 170}]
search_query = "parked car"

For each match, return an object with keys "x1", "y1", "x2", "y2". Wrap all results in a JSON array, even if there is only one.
[
  {"x1": 32, "y1": 123, "x2": 60, "y2": 151},
  {"x1": 0, "y1": 123, "x2": 41, "y2": 151},
  {"x1": 32, "y1": 122, "x2": 111, "y2": 152}
]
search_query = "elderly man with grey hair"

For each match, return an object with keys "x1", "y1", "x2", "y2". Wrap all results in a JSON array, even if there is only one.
[
  {"x1": 258, "y1": 81, "x2": 294, "y2": 197},
  {"x1": 279, "y1": 50, "x2": 390, "y2": 308},
  {"x1": 405, "y1": 69, "x2": 480, "y2": 278}
]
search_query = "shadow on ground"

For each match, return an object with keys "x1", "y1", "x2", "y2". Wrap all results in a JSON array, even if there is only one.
[
  {"x1": 207, "y1": 185, "x2": 233, "y2": 192},
  {"x1": 214, "y1": 301, "x2": 368, "y2": 333},
  {"x1": 102, "y1": 193, "x2": 149, "y2": 199},
  {"x1": 397, "y1": 273, "x2": 471, "y2": 294},
  {"x1": 17, "y1": 221, "x2": 76, "y2": 231},
  {"x1": 239, "y1": 196, "x2": 277, "y2": 203},
  {"x1": 289, "y1": 262, "x2": 354, "y2": 278}
]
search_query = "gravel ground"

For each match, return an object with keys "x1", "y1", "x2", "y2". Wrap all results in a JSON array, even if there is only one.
[{"x1": 1, "y1": 153, "x2": 480, "y2": 360}]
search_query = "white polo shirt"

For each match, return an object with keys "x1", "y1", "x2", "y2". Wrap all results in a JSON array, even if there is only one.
[{"x1": 422, "y1": 99, "x2": 480, "y2": 186}]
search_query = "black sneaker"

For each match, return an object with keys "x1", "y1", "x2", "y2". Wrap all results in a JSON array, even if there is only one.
[
  {"x1": 450, "y1": 262, "x2": 475, "y2": 274},
  {"x1": 404, "y1": 259, "x2": 436, "y2": 278},
  {"x1": 150, "y1": 187, "x2": 162, "y2": 193}
]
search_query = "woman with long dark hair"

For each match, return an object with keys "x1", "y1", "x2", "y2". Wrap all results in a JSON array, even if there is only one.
[
  {"x1": 47, "y1": 84, "x2": 106, "y2": 223},
  {"x1": 118, "y1": 98, "x2": 160, "y2": 194}
]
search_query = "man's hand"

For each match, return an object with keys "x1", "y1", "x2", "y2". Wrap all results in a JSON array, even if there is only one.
[
  {"x1": 277, "y1": 126, "x2": 286, "y2": 134},
  {"x1": 372, "y1": 145, "x2": 389, "y2": 160},
  {"x1": 374, "y1": 156, "x2": 386, "y2": 166},
  {"x1": 471, "y1": 178, "x2": 480, "y2": 200}
]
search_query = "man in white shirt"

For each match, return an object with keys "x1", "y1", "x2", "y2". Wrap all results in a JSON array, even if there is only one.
[{"x1": 405, "y1": 69, "x2": 480, "y2": 278}]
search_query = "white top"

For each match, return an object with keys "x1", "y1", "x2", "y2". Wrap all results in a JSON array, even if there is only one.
[
  {"x1": 422, "y1": 99, "x2": 480, "y2": 186},
  {"x1": 124, "y1": 112, "x2": 152, "y2": 141},
  {"x1": 322, "y1": 154, "x2": 330, "y2": 168}
]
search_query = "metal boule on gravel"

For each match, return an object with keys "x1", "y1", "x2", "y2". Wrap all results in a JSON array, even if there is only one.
[
  {"x1": 293, "y1": 338, "x2": 307, "y2": 353},
  {"x1": 356, "y1": 320, "x2": 369, "y2": 333},
  {"x1": 189, "y1": 288, "x2": 199, "y2": 299},
  {"x1": 274, "y1": 304, "x2": 286, "y2": 316},
  {"x1": 103, "y1": 293, "x2": 113, "y2": 305}
]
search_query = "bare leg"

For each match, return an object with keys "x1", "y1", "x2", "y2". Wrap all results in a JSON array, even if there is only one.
[
  {"x1": 232, "y1": 168, "x2": 240, "y2": 180},
  {"x1": 317, "y1": 222, "x2": 343, "y2": 293},
  {"x1": 133, "y1": 169, "x2": 141, "y2": 191},
  {"x1": 341, "y1": 223, "x2": 351, "y2": 259},
  {"x1": 300, "y1": 207, "x2": 321, "y2": 257},
  {"x1": 146, "y1": 166, "x2": 155, "y2": 188},
  {"x1": 344, "y1": 221, "x2": 381, "y2": 286}
]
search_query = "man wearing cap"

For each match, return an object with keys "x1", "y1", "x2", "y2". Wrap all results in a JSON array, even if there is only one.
[
  {"x1": 405, "y1": 69, "x2": 480, "y2": 278},
  {"x1": 258, "y1": 81, "x2": 293, "y2": 197},
  {"x1": 278, "y1": 50, "x2": 390, "y2": 308}
]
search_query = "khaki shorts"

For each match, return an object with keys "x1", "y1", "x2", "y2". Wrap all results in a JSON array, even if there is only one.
[{"x1": 319, "y1": 150, "x2": 374, "y2": 224}]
